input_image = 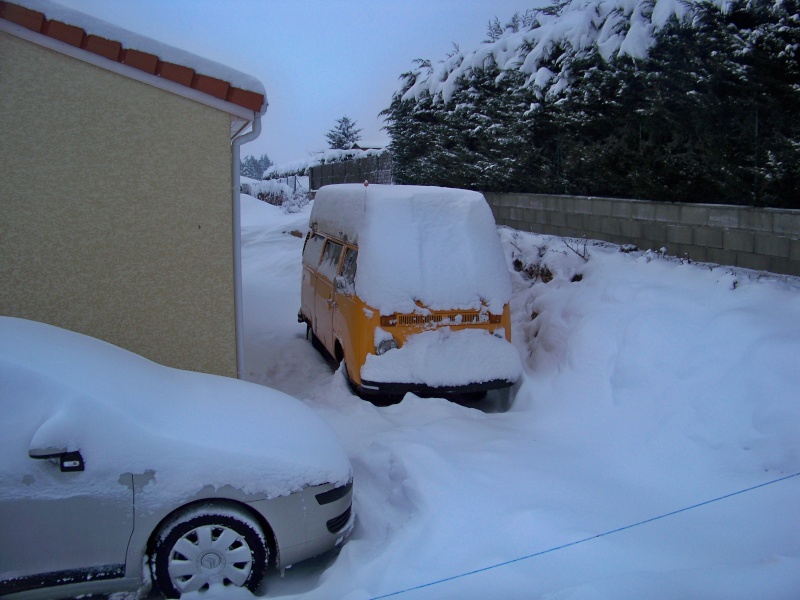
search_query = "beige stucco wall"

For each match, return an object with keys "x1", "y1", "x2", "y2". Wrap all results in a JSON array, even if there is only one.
[{"x1": 1, "y1": 31, "x2": 237, "y2": 377}]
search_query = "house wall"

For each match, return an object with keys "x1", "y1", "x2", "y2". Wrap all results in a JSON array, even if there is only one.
[
  {"x1": 0, "y1": 31, "x2": 237, "y2": 376},
  {"x1": 485, "y1": 192, "x2": 800, "y2": 277}
]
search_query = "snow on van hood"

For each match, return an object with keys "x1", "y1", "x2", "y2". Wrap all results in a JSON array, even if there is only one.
[
  {"x1": 310, "y1": 185, "x2": 512, "y2": 315},
  {"x1": 0, "y1": 317, "x2": 352, "y2": 507},
  {"x1": 362, "y1": 327, "x2": 522, "y2": 386}
]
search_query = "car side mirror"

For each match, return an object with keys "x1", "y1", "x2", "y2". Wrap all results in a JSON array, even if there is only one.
[
  {"x1": 29, "y1": 447, "x2": 85, "y2": 472},
  {"x1": 334, "y1": 276, "x2": 348, "y2": 293}
]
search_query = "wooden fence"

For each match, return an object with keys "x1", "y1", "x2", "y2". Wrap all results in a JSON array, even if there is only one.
[{"x1": 308, "y1": 153, "x2": 393, "y2": 190}]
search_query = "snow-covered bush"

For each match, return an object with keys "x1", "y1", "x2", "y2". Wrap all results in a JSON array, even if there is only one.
[{"x1": 240, "y1": 178, "x2": 309, "y2": 212}]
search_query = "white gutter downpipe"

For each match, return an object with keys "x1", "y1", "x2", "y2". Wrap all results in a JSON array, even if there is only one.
[{"x1": 231, "y1": 100, "x2": 268, "y2": 379}]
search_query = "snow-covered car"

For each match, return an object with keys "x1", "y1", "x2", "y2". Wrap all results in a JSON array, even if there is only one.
[{"x1": 0, "y1": 317, "x2": 353, "y2": 599}]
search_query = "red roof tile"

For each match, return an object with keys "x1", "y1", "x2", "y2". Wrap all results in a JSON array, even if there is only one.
[
  {"x1": 1, "y1": 2, "x2": 43, "y2": 31},
  {"x1": 42, "y1": 19, "x2": 84, "y2": 47},
  {"x1": 157, "y1": 61, "x2": 195, "y2": 86},
  {"x1": 121, "y1": 48, "x2": 159, "y2": 75},
  {"x1": 83, "y1": 34, "x2": 122, "y2": 61},
  {"x1": 0, "y1": 1, "x2": 265, "y2": 113},
  {"x1": 192, "y1": 73, "x2": 230, "y2": 101}
]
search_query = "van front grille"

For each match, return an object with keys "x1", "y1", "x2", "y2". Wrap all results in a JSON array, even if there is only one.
[{"x1": 397, "y1": 312, "x2": 484, "y2": 326}]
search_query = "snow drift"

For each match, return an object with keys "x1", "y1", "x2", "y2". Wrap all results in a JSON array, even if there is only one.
[{"x1": 240, "y1": 196, "x2": 800, "y2": 599}]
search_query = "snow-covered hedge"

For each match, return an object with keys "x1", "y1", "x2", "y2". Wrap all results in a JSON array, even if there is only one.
[{"x1": 240, "y1": 177, "x2": 309, "y2": 212}]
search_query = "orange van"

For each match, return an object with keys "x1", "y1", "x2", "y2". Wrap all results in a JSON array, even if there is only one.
[{"x1": 298, "y1": 184, "x2": 521, "y2": 399}]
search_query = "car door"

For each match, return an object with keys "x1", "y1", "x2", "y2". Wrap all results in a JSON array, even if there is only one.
[{"x1": 0, "y1": 373, "x2": 134, "y2": 596}]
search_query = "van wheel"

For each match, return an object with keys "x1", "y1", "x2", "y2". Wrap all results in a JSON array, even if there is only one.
[
  {"x1": 340, "y1": 359, "x2": 356, "y2": 390},
  {"x1": 457, "y1": 391, "x2": 487, "y2": 402},
  {"x1": 310, "y1": 330, "x2": 324, "y2": 353},
  {"x1": 342, "y1": 361, "x2": 363, "y2": 399},
  {"x1": 310, "y1": 331, "x2": 340, "y2": 370},
  {"x1": 334, "y1": 342, "x2": 344, "y2": 365}
]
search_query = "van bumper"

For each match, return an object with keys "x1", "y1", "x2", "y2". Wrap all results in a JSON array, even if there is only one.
[{"x1": 353, "y1": 377, "x2": 515, "y2": 400}]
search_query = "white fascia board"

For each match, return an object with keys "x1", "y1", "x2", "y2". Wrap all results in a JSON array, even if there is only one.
[{"x1": 1, "y1": 19, "x2": 256, "y2": 125}]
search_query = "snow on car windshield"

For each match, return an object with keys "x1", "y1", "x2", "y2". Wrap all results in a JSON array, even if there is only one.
[
  {"x1": 0, "y1": 317, "x2": 352, "y2": 507},
  {"x1": 310, "y1": 185, "x2": 511, "y2": 315}
]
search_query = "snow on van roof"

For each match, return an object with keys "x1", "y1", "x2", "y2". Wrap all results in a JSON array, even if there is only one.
[{"x1": 310, "y1": 184, "x2": 511, "y2": 315}]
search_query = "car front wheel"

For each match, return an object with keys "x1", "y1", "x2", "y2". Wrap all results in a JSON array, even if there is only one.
[{"x1": 151, "y1": 506, "x2": 269, "y2": 598}]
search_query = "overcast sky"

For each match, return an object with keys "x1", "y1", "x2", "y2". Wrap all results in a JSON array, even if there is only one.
[{"x1": 53, "y1": 0, "x2": 542, "y2": 167}]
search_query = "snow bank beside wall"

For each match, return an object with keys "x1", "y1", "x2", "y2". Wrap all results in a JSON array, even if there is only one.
[{"x1": 485, "y1": 192, "x2": 800, "y2": 277}]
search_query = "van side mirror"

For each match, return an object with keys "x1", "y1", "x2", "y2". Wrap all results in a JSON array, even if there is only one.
[{"x1": 334, "y1": 276, "x2": 348, "y2": 293}]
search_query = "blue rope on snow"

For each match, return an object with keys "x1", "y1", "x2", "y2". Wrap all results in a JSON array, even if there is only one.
[{"x1": 369, "y1": 471, "x2": 800, "y2": 600}]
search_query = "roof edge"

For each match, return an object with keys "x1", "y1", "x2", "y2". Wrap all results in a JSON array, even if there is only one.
[
  {"x1": 0, "y1": 18, "x2": 258, "y2": 123},
  {"x1": 0, "y1": 1, "x2": 266, "y2": 113}
]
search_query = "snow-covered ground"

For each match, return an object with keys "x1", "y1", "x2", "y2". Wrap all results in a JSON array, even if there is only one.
[{"x1": 239, "y1": 194, "x2": 800, "y2": 600}]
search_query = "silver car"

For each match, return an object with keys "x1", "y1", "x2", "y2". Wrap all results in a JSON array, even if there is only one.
[{"x1": 0, "y1": 317, "x2": 354, "y2": 599}]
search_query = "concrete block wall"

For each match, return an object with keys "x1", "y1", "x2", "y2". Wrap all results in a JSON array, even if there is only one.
[{"x1": 484, "y1": 192, "x2": 800, "y2": 277}]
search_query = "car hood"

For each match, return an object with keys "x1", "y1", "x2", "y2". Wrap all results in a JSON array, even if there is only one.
[{"x1": 0, "y1": 317, "x2": 352, "y2": 506}]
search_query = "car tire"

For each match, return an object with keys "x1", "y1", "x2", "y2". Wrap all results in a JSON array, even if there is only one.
[{"x1": 151, "y1": 505, "x2": 269, "y2": 598}]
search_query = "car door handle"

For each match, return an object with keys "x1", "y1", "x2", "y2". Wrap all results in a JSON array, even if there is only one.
[
  {"x1": 327, "y1": 299, "x2": 337, "y2": 308},
  {"x1": 29, "y1": 448, "x2": 85, "y2": 472}
]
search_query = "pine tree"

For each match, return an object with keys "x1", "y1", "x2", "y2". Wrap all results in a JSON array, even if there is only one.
[
  {"x1": 240, "y1": 153, "x2": 273, "y2": 179},
  {"x1": 382, "y1": 0, "x2": 799, "y2": 206},
  {"x1": 325, "y1": 116, "x2": 363, "y2": 149}
]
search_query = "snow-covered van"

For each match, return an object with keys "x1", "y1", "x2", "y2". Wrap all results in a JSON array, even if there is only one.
[{"x1": 298, "y1": 184, "x2": 521, "y2": 399}]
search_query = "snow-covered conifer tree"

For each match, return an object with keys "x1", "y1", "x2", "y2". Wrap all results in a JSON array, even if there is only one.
[{"x1": 325, "y1": 116, "x2": 363, "y2": 150}]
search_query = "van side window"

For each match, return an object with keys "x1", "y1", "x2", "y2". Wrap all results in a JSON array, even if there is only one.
[
  {"x1": 340, "y1": 248, "x2": 358, "y2": 293},
  {"x1": 302, "y1": 234, "x2": 326, "y2": 267},
  {"x1": 319, "y1": 240, "x2": 343, "y2": 280}
]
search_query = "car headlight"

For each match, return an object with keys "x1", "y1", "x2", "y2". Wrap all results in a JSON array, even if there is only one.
[{"x1": 376, "y1": 338, "x2": 399, "y2": 355}]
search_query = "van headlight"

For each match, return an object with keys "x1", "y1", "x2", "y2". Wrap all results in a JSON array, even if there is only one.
[{"x1": 376, "y1": 338, "x2": 399, "y2": 355}]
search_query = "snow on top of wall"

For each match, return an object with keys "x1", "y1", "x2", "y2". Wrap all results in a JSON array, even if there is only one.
[
  {"x1": 401, "y1": 0, "x2": 730, "y2": 103},
  {"x1": 350, "y1": 140, "x2": 389, "y2": 149},
  {"x1": 265, "y1": 147, "x2": 386, "y2": 179},
  {"x1": 310, "y1": 184, "x2": 512, "y2": 314},
  {"x1": 14, "y1": 0, "x2": 265, "y2": 96}
]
